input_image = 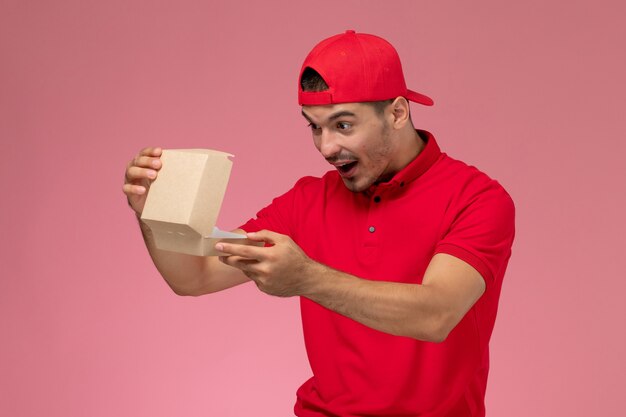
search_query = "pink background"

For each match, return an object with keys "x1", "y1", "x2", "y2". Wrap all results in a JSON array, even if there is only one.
[{"x1": 1, "y1": 1, "x2": 625, "y2": 416}]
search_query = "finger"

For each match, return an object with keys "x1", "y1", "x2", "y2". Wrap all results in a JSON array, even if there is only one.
[
  {"x1": 215, "y1": 242, "x2": 266, "y2": 260},
  {"x1": 132, "y1": 155, "x2": 162, "y2": 170},
  {"x1": 122, "y1": 183, "x2": 147, "y2": 196},
  {"x1": 219, "y1": 255, "x2": 257, "y2": 267},
  {"x1": 219, "y1": 255, "x2": 260, "y2": 276},
  {"x1": 139, "y1": 147, "x2": 163, "y2": 157},
  {"x1": 125, "y1": 166, "x2": 158, "y2": 183},
  {"x1": 246, "y1": 229, "x2": 281, "y2": 245}
]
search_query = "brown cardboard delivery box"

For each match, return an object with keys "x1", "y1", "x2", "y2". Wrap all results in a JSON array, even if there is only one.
[{"x1": 140, "y1": 149, "x2": 259, "y2": 256}]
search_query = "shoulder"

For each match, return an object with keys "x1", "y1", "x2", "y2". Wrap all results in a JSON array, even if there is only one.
[
  {"x1": 425, "y1": 153, "x2": 516, "y2": 241},
  {"x1": 260, "y1": 171, "x2": 340, "y2": 213},
  {"x1": 290, "y1": 170, "x2": 343, "y2": 194},
  {"x1": 434, "y1": 153, "x2": 514, "y2": 208}
]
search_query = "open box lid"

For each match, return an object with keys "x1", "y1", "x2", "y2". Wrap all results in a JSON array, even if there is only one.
[{"x1": 140, "y1": 149, "x2": 253, "y2": 256}]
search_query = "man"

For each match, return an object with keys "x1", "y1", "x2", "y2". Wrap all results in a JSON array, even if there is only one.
[{"x1": 123, "y1": 30, "x2": 515, "y2": 417}]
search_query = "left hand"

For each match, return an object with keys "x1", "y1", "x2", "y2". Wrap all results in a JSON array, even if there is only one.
[{"x1": 215, "y1": 230, "x2": 316, "y2": 297}]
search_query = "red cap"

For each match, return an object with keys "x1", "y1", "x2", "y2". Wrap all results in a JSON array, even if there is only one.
[{"x1": 298, "y1": 30, "x2": 434, "y2": 106}]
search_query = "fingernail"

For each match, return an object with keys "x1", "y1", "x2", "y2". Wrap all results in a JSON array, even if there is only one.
[
  {"x1": 147, "y1": 170, "x2": 156, "y2": 178},
  {"x1": 215, "y1": 243, "x2": 224, "y2": 251}
]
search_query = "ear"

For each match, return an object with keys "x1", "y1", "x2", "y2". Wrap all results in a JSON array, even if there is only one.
[{"x1": 389, "y1": 96, "x2": 411, "y2": 129}]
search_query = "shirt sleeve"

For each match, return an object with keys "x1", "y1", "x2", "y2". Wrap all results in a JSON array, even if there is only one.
[
  {"x1": 434, "y1": 180, "x2": 516, "y2": 284},
  {"x1": 239, "y1": 176, "x2": 315, "y2": 236}
]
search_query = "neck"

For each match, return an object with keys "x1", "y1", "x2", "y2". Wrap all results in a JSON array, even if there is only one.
[{"x1": 389, "y1": 128, "x2": 425, "y2": 174}]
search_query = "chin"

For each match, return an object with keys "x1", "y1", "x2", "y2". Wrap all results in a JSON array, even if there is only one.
[{"x1": 341, "y1": 177, "x2": 372, "y2": 193}]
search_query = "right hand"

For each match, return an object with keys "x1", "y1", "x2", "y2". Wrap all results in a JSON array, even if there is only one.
[{"x1": 123, "y1": 147, "x2": 163, "y2": 215}]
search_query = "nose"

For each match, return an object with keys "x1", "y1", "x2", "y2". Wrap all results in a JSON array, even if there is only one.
[{"x1": 318, "y1": 130, "x2": 341, "y2": 159}]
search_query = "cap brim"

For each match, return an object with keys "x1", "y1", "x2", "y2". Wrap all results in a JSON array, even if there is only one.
[{"x1": 406, "y1": 89, "x2": 434, "y2": 106}]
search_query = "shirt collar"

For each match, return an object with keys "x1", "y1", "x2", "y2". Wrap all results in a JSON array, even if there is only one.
[{"x1": 367, "y1": 130, "x2": 441, "y2": 194}]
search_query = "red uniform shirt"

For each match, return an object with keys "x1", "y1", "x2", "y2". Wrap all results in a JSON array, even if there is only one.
[{"x1": 241, "y1": 131, "x2": 515, "y2": 416}]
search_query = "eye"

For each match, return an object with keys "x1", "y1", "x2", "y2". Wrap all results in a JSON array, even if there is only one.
[
  {"x1": 308, "y1": 122, "x2": 321, "y2": 133},
  {"x1": 336, "y1": 122, "x2": 351, "y2": 130}
]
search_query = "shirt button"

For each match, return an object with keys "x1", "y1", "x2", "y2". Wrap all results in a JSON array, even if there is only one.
[
  {"x1": 373, "y1": 196, "x2": 381, "y2": 203},
  {"x1": 368, "y1": 226, "x2": 376, "y2": 233}
]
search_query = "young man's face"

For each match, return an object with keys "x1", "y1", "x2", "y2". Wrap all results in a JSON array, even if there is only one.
[{"x1": 301, "y1": 102, "x2": 395, "y2": 193}]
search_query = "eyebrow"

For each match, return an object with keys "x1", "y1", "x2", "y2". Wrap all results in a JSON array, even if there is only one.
[{"x1": 301, "y1": 110, "x2": 357, "y2": 124}]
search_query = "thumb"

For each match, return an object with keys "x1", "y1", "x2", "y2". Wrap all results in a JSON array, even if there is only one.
[{"x1": 246, "y1": 229, "x2": 281, "y2": 245}]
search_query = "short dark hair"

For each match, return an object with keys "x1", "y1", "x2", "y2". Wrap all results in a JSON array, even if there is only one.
[
  {"x1": 300, "y1": 67, "x2": 329, "y2": 92},
  {"x1": 300, "y1": 67, "x2": 393, "y2": 116}
]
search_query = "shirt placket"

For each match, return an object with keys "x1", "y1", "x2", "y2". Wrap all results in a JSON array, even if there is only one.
[{"x1": 357, "y1": 186, "x2": 390, "y2": 267}]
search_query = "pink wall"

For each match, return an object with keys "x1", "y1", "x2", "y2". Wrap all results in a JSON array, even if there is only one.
[{"x1": 2, "y1": 1, "x2": 625, "y2": 416}]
